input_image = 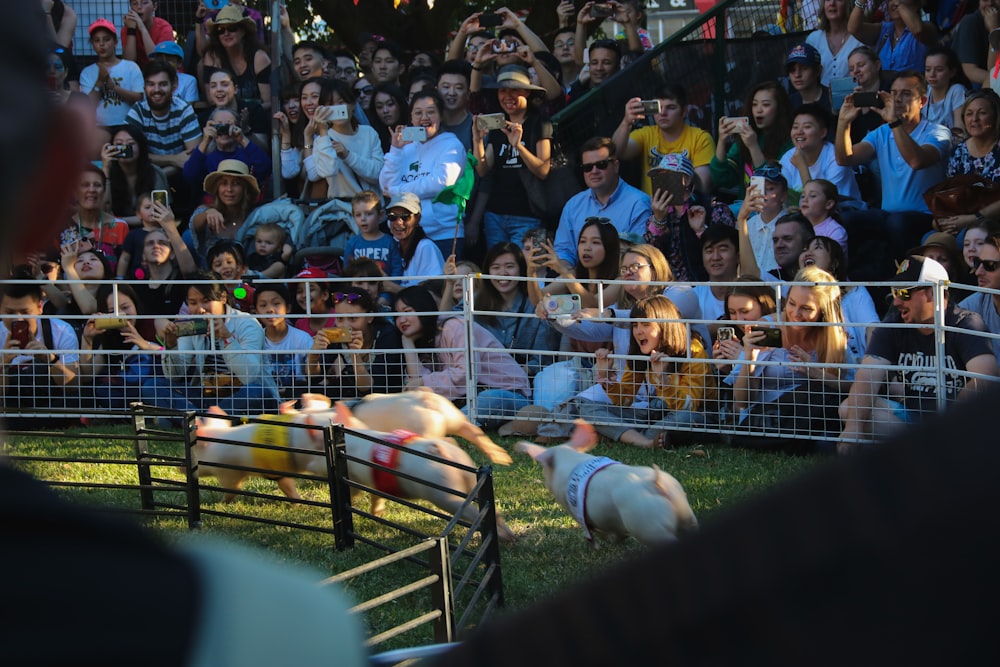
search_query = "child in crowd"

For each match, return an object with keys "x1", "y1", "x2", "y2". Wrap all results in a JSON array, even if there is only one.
[
  {"x1": 785, "y1": 43, "x2": 831, "y2": 113},
  {"x1": 442, "y1": 257, "x2": 480, "y2": 310},
  {"x1": 245, "y1": 222, "x2": 294, "y2": 278},
  {"x1": 798, "y1": 180, "x2": 848, "y2": 259},
  {"x1": 255, "y1": 283, "x2": 312, "y2": 399},
  {"x1": 738, "y1": 164, "x2": 789, "y2": 274},
  {"x1": 342, "y1": 256, "x2": 393, "y2": 312},
  {"x1": 116, "y1": 192, "x2": 157, "y2": 280},
  {"x1": 206, "y1": 240, "x2": 255, "y2": 312},
  {"x1": 291, "y1": 267, "x2": 337, "y2": 337},
  {"x1": 342, "y1": 190, "x2": 403, "y2": 281},
  {"x1": 922, "y1": 46, "x2": 969, "y2": 132}
]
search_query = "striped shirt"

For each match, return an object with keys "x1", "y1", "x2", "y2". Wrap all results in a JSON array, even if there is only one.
[{"x1": 126, "y1": 98, "x2": 201, "y2": 155}]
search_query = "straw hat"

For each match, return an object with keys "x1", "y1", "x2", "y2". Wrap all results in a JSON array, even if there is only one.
[
  {"x1": 203, "y1": 159, "x2": 260, "y2": 198},
  {"x1": 206, "y1": 5, "x2": 256, "y2": 34}
]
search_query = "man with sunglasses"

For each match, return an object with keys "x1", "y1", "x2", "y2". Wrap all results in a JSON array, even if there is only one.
[
  {"x1": 839, "y1": 256, "x2": 997, "y2": 450},
  {"x1": 553, "y1": 136, "x2": 651, "y2": 270},
  {"x1": 959, "y1": 233, "x2": 1000, "y2": 363}
]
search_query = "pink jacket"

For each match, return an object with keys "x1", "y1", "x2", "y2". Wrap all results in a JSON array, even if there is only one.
[{"x1": 419, "y1": 317, "x2": 529, "y2": 399}]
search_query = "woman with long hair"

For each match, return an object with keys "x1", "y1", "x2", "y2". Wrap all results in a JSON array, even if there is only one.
[
  {"x1": 188, "y1": 159, "x2": 259, "y2": 264},
  {"x1": 200, "y1": 68, "x2": 269, "y2": 148},
  {"x1": 200, "y1": 4, "x2": 271, "y2": 108},
  {"x1": 61, "y1": 164, "x2": 129, "y2": 273},
  {"x1": 710, "y1": 80, "x2": 794, "y2": 199},
  {"x1": 310, "y1": 79, "x2": 384, "y2": 199},
  {"x1": 579, "y1": 295, "x2": 714, "y2": 448},
  {"x1": 395, "y1": 284, "x2": 530, "y2": 428},
  {"x1": 384, "y1": 192, "x2": 444, "y2": 288},
  {"x1": 805, "y1": 0, "x2": 864, "y2": 86},
  {"x1": 529, "y1": 217, "x2": 621, "y2": 308},
  {"x1": 101, "y1": 125, "x2": 168, "y2": 227},
  {"x1": 369, "y1": 82, "x2": 408, "y2": 153}
]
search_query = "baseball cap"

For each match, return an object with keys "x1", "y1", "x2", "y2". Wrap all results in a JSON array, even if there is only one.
[
  {"x1": 152, "y1": 41, "x2": 184, "y2": 59},
  {"x1": 786, "y1": 43, "x2": 821, "y2": 68},
  {"x1": 88, "y1": 18, "x2": 117, "y2": 37},
  {"x1": 294, "y1": 267, "x2": 330, "y2": 281},
  {"x1": 386, "y1": 192, "x2": 421, "y2": 215},
  {"x1": 894, "y1": 255, "x2": 949, "y2": 285}
]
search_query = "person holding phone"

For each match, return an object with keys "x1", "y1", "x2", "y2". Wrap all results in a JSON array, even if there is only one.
[
  {"x1": 731, "y1": 266, "x2": 855, "y2": 448},
  {"x1": 309, "y1": 79, "x2": 384, "y2": 200},
  {"x1": 103, "y1": 125, "x2": 169, "y2": 228}
]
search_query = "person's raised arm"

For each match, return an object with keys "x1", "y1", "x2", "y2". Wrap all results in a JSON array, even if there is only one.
[
  {"x1": 574, "y1": 3, "x2": 599, "y2": 67},
  {"x1": 736, "y1": 188, "x2": 764, "y2": 277},
  {"x1": 612, "y1": 98, "x2": 643, "y2": 161},
  {"x1": 612, "y1": 1, "x2": 643, "y2": 54},
  {"x1": 448, "y1": 13, "x2": 482, "y2": 62},
  {"x1": 43, "y1": 0, "x2": 77, "y2": 48},
  {"x1": 897, "y1": 0, "x2": 938, "y2": 47},
  {"x1": 155, "y1": 204, "x2": 198, "y2": 276},
  {"x1": 834, "y1": 94, "x2": 875, "y2": 167},
  {"x1": 847, "y1": 3, "x2": 882, "y2": 47}
]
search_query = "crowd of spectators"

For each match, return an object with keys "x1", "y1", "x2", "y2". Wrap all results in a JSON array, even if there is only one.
[{"x1": 7, "y1": 0, "x2": 1000, "y2": 451}]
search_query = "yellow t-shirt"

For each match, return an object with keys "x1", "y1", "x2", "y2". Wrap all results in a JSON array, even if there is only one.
[{"x1": 629, "y1": 124, "x2": 716, "y2": 197}]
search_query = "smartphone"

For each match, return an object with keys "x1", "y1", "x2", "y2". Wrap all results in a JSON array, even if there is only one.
[
  {"x1": 732, "y1": 116, "x2": 750, "y2": 131},
  {"x1": 59, "y1": 226, "x2": 81, "y2": 248},
  {"x1": 95, "y1": 317, "x2": 128, "y2": 330},
  {"x1": 852, "y1": 91, "x2": 881, "y2": 108},
  {"x1": 322, "y1": 326, "x2": 353, "y2": 344},
  {"x1": 479, "y1": 12, "x2": 503, "y2": 27},
  {"x1": 113, "y1": 144, "x2": 134, "y2": 159},
  {"x1": 329, "y1": 104, "x2": 349, "y2": 121},
  {"x1": 476, "y1": 113, "x2": 506, "y2": 131},
  {"x1": 649, "y1": 168, "x2": 687, "y2": 204},
  {"x1": 717, "y1": 326, "x2": 736, "y2": 342},
  {"x1": 544, "y1": 294, "x2": 581, "y2": 318},
  {"x1": 754, "y1": 325, "x2": 783, "y2": 347},
  {"x1": 10, "y1": 320, "x2": 30, "y2": 347},
  {"x1": 590, "y1": 3, "x2": 614, "y2": 18},
  {"x1": 640, "y1": 99, "x2": 661, "y2": 115},
  {"x1": 174, "y1": 319, "x2": 209, "y2": 337},
  {"x1": 401, "y1": 126, "x2": 427, "y2": 143},
  {"x1": 530, "y1": 228, "x2": 548, "y2": 257},
  {"x1": 749, "y1": 175, "x2": 766, "y2": 195},
  {"x1": 152, "y1": 189, "x2": 169, "y2": 208}
]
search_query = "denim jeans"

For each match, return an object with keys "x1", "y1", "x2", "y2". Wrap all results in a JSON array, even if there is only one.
[
  {"x1": 483, "y1": 212, "x2": 543, "y2": 251},
  {"x1": 141, "y1": 377, "x2": 278, "y2": 416},
  {"x1": 464, "y1": 388, "x2": 530, "y2": 430}
]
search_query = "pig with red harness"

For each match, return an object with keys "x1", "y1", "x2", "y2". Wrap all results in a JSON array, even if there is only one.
[{"x1": 516, "y1": 421, "x2": 698, "y2": 545}]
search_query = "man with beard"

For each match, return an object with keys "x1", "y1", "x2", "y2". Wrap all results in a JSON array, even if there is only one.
[
  {"x1": 838, "y1": 255, "x2": 997, "y2": 448},
  {"x1": 126, "y1": 59, "x2": 200, "y2": 174}
]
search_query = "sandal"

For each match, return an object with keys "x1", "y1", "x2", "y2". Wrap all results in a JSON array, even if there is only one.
[{"x1": 652, "y1": 431, "x2": 670, "y2": 449}]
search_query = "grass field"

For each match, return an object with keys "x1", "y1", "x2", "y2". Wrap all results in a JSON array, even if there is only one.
[{"x1": 3, "y1": 423, "x2": 826, "y2": 650}]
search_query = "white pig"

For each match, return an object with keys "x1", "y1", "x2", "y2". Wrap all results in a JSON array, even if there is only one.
[
  {"x1": 516, "y1": 421, "x2": 698, "y2": 545},
  {"x1": 284, "y1": 387, "x2": 513, "y2": 466}
]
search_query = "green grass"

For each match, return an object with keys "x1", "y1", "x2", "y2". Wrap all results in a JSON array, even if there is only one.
[{"x1": 3, "y1": 424, "x2": 824, "y2": 649}]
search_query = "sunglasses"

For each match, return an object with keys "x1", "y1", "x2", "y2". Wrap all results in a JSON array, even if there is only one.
[
  {"x1": 619, "y1": 262, "x2": 651, "y2": 276},
  {"x1": 890, "y1": 285, "x2": 927, "y2": 301},
  {"x1": 581, "y1": 159, "x2": 612, "y2": 172},
  {"x1": 754, "y1": 164, "x2": 782, "y2": 180},
  {"x1": 973, "y1": 256, "x2": 1000, "y2": 272},
  {"x1": 356, "y1": 85, "x2": 374, "y2": 95},
  {"x1": 216, "y1": 25, "x2": 242, "y2": 35},
  {"x1": 387, "y1": 212, "x2": 414, "y2": 222},
  {"x1": 585, "y1": 216, "x2": 612, "y2": 225},
  {"x1": 333, "y1": 292, "x2": 364, "y2": 305}
]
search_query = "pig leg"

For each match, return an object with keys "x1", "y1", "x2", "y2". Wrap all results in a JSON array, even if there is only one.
[
  {"x1": 452, "y1": 422, "x2": 513, "y2": 466},
  {"x1": 276, "y1": 477, "x2": 302, "y2": 500}
]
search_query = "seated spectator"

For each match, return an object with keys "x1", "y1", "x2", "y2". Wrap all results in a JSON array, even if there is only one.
[
  {"x1": 735, "y1": 164, "x2": 790, "y2": 274},
  {"x1": 442, "y1": 242, "x2": 561, "y2": 380},
  {"x1": 579, "y1": 294, "x2": 714, "y2": 448},
  {"x1": 567, "y1": 37, "x2": 622, "y2": 104},
  {"x1": 368, "y1": 82, "x2": 407, "y2": 153},
  {"x1": 712, "y1": 279, "x2": 779, "y2": 377},
  {"x1": 383, "y1": 193, "x2": 445, "y2": 288},
  {"x1": 254, "y1": 283, "x2": 313, "y2": 400},
  {"x1": 290, "y1": 39, "x2": 328, "y2": 82},
  {"x1": 835, "y1": 70, "x2": 951, "y2": 269},
  {"x1": 309, "y1": 79, "x2": 384, "y2": 199},
  {"x1": 79, "y1": 284, "x2": 161, "y2": 410},
  {"x1": 150, "y1": 41, "x2": 198, "y2": 104},
  {"x1": 947, "y1": 0, "x2": 996, "y2": 87},
  {"x1": 342, "y1": 255, "x2": 396, "y2": 312},
  {"x1": 962, "y1": 218, "x2": 1000, "y2": 273},
  {"x1": 693, "y1": 225, "x2": 741, "y2": 337},
  {"x1": 102, "y1": 126, "x2": 168, "y2": 228},
  {"x1": 305, "y1": 286, "x2": 404, "y2": 398},
  {"x1": 121, "y1": 0, "x2": 174, "y2": 69},
  {"x1": 140, "y1": 271, "x2": 279, "y2": 421},
  {"x1": 199, "y1": 4, "x2": 271, "y2": 109},
  {"x1": 60, "y1": 165, "x2": 129, "y2": 272},
  {"x1": 613, "y1": 83, "x2": 716, "y2": 197},
  {"x1": 394, "y1": 284, "x2": 530, "y2": 429},
  {"x1": 379, "y1": 89, "x2": 467, "y2": 259},
  {"x1": 550, "y1": 26, "x2": 581, "y2": 92},
  {"x1": 710, "y1": 81, "x2": 794, "y2": 201},
  {"x1": 46, "y1": 44, "x2": 79, "y2": 106},
  {"x1": 936, "y1": 89, "x2": 1000, "y2": 235},
  {"x1": 799, "y1": 235, "x2": 879, "y2": 358},
  {"x1": 738, "y1": 206, "x2": 816, "y2": 281},
  {"x1": 196, "y1": 0, "x2": 266, "y2": 56},
  {"x1": 53, "y1": 245, "x2": 113, "y2": 339},
  {"x1": 369, "y1": 40, "x2": 407, "y2": 87},
  {"x1": 805, "y1": 0, "x2": 864, "y2": 86},
  {"x1": 780, "y1": 104, "x2": 863, "y2": 203},
  {"x1": 0, "y1": 277, "x2": 79, "y2": 412},
  {"x1": 922, "y1": 46, "x2": 970, "y2": 131},
  {"x1": 198, "y1": 69, "x2": 270, "y2": 148},
  {"x1": 909, "y1": 231, "x2": 972, "y2": 285},
  {"x1": 129, "y1": 225, "x2": 199, "y2": 330},
  {"x1": 845, "y1": 45, "x2": 890, "y2": 141},
  {"x1": 80, "y1": 19, "x2": 143, "y2": 147},
  {"x1": 959, "y1": 232, "x2": 1000, "y2": 362},
  {"x1": 116, "y1": 192, "x2": 158, "y2": 279},
  {"x1": 291, "y1": 267, "x2": 336, "y2": 338},
  {"x1": 645, "y1": 151, "x2": 736, "y2": 282},
  {"x1": 343, "y1": 190, "x2": 402, "y2": 280},
  {"x1": 785, "y1": 43, "x2": 832, "y2": 113},
  {"x1": 839, "y1": 256, "x2": 998, "y2": 448},
  {"x1": 848, "y1": 0, "x2": 937, "y2": 74},
  {"x1": 733, "y1": 266, "x2": 854, "y2": 446},
  {"x1": 184, "y1": 106, "x2": 271, "y2": 197},
  {"x1": 245, "y1": 222, "x2": 294, "y2": 279},
  {"x1": 529, "y1": 217, "x2": 622, "y2": 309},
  {"x1": 553, "y1": 137, "x2": 652, "y2": 271},
  {"x1": 126, "y1": 60, "x2": 201, "y2": 176},
  {"x1": 353, "y1": 76, "x2": 373, "y2": 116},
  {"x1": 205, "y1": 241, "x2": 255, "y2": 312},
  {"x1": 188, "y1": 159, "x2": 260, "y2": 264},
  {"x1": 798, "y1": 181, "x2": 849, "y2": 258}
]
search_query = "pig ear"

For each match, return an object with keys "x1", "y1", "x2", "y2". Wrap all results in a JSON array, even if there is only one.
[
  {"x1": 301, "y1": 393, "x2": 331, "y2": 410},
  {"x1": 515, "y1": 441, "x2": 554, "y2": 465},
  {"x1": 278, "y1": 400, "x2": 298, "y2": 414},
  {"x1": 333, "y1": 401, "x2": 364, "y2": 429},
  {"x1": 568, "y1": 420, "x2": 599, "y2": 452}
]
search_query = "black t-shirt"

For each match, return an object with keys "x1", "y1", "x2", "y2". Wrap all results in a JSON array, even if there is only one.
[
  {"x1": 485, "y1": 113, "x2": 552, "y2": 217},
  {"x1": 132, "y1": 273, "x2": 188, "y2": 318},
  {"x1": 866, "y1": 302, "x2": 992, "y2": 414}
]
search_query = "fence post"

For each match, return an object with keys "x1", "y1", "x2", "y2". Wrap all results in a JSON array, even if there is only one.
[
  {"x1": 182, "y1": 411, "x2": 202, "y2": 530},
  {"x1": 464, "y1": 272, "x2": 478, "y2": 422},
  {"x1": 429, "y1": 536, "x2": 456, "y2": 644},
  {"x1": 329, "y1": 422, "x2": 356, "y2": 551},
  {"x1": 712, "y1": 5, "x2": 729, "y2": 128},
  {"x1": 130, "y1": 402, "x2": 155, "y2": 512},
  {"x1": 933, "y1": 280, "x2": 948, "y2": 413},
  {"x1": 476, "y1": 466, "x2": 505, "y2": 609}
]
